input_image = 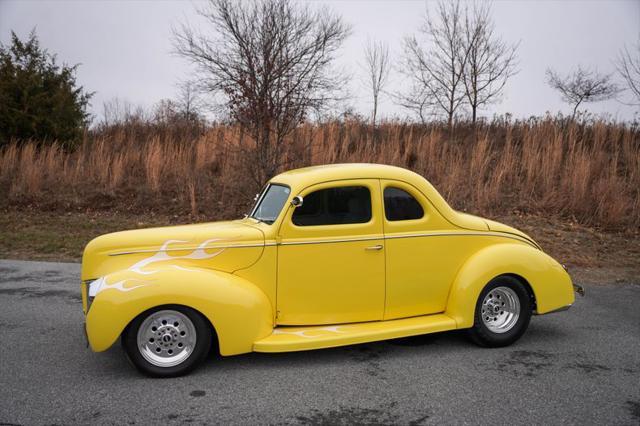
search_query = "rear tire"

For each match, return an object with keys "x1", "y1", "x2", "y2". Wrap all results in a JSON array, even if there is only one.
[
  {"x1": 468, "y1": 276, "x2": 532, "y2": 347},
  {"x1": 122, "y1": 305, "x2": 211, "y2": 378}
]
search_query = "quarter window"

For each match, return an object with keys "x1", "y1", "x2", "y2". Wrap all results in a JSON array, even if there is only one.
[
  {"x1": 384, "y1": 187, "x2": 424, "y2": 221},
  {"x1": 292, "y1": 186, "x2": 372, "y2": 226}
]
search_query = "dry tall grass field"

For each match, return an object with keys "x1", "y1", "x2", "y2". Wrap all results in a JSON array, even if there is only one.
[{"x1": 1, "y1": 117, "x2": 638, "y2": 232}]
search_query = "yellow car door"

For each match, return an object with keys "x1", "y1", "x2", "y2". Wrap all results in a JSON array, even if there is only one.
[
  {"x1": 381, "y1": 179, "x2": 473, "y2": 320},
  {"x1": 276, "y1": 179, "x2": 385, "y2": 325}
]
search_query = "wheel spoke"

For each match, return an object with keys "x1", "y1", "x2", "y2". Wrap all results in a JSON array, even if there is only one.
[
  {"x1": 480, "y1": 287, "x2": 520, "y2": 334},
  {"x1": 137, "y1": 310, "x2": 197, "y2": 368}
]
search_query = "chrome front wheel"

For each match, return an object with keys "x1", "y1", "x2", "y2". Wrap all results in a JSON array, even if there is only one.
[
  {"x1": 137, "y1": 310, "x2": 197, "y2": 368},
  {"x1": 122, "y1": 305, "x2": 212, "y2": 377}
]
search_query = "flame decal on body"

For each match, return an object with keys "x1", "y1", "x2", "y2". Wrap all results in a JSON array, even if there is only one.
[
  {"x1": 128, "y1": 238, "x2": 225, "y2": 275},
  {"x1": 94, "y1": 238, "x2": 232, "y2": 295},
  {"x1": 272, "y1": 326, "x2": 346, "y2": 339},
  {"x1": 171, "y1": 265, "x2": 202, "y2": 273},
  {"x1": 91, "y1": 276, "x2": 148, "y2": 296}
]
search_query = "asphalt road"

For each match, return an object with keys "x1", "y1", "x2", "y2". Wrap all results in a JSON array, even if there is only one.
[{"x1": 0, "y1": 259, "x2": 638, "y2": 426}]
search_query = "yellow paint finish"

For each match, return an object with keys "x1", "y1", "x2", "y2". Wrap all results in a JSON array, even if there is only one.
[
  {"x1": 384, "y1": 234, "x2": 503, "y2": 319},
  {"x1": 276, "y1": 239, "x2": 385, "y2": 324},
  {"x1": 483, "y1": 218, "x2": 539, "y2": 248},
  {"x1": 81, "y1": 163, "x2": 577, "y2": 358},
  {"x1": 381, "y1": 178, "x2": 462, "y2": 319},
  {"x1": 86, "y1": 266, "x2": 273, "y2": 355},
  {"x1": 253, "y1": 313, "x2": 456, "y2": 352},
  {"x1": 445, "y1": 243, "x2": 575, "y2": 328},
  {"x1": 271, "y1": 164, "x2": 488, "y2": 231},
  {"x1": 276, "y1": 179, "x2": 385, "y2": 325},
  {"x1": 81, "y1": 281, "x2": 88, "y2": 313},
  {"x1": 81, "y1": 220, "x2": 265, "y2": 282},
  {"x1": 233, "y1": 245, "x2": 278, "y2": 322},
  {"x1": 380, "y1": 179, "x2": 452, "y2": 231}
]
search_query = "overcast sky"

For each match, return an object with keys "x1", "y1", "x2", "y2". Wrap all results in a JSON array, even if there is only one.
[{"x1": 1, "y1": 0, "x2": 638, "y2": 122}]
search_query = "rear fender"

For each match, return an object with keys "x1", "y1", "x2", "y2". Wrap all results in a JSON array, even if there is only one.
[
  {"x1": 86, "y1": 265, "x2": 273, "y2": 355},
  {"x1": 445, "y1": 243, "x2": 574, "y2": 329}
]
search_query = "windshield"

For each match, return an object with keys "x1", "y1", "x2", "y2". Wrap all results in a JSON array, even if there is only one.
[{"x1": 249, "y1": 183, "x2": 291, "y2": 224}]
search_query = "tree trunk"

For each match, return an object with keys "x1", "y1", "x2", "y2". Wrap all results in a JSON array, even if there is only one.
[
  {"x1": 571, "y1": 102, "x2": 580, "y2": 120},
  {"x1": 372, "y1": 97, "x2": 378, "y2": 129},
  {"x1": 471, "y1": 105, "x2": 478, "y2": 141},
  {"x1": 448, "y1": 96, "x2": 454, "y2": 133}
]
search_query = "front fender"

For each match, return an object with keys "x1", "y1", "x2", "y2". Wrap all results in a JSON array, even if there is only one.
[
  {"x1": 445, "y1": 243, "x2": 574, "y2": 329},
  {"x1": 86, "y1": 266, "x2": 273, "y2": 355}
]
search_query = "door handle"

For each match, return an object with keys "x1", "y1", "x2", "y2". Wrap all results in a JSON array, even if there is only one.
[{"x1": 365, "y1": 245, "x2": 383, "y2": 251}]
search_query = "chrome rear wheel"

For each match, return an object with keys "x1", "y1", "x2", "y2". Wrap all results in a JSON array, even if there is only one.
[
  {"x1": 480, "y1": 286, "x2": 520, "y2": 333},
  {"x1": 468, "y1": 276, "x2": 532, "y2": 347}
]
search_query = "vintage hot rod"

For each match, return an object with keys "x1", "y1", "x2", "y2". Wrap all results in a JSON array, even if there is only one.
[{"x1": 81, "y1": 164, "x2": 581, "y2": 377}]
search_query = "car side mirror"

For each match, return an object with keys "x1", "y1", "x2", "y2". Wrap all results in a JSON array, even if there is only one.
[{"x1": 291, "y1": 195, "x2": 303, "y2": 207}]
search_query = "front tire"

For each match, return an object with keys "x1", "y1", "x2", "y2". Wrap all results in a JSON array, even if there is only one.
[
  {"x1": 122, "y1": 305, "x2": 211, "y2": 377},
  {"x1": 468, "y1": 276, "x2": 532, "y2": 347}
]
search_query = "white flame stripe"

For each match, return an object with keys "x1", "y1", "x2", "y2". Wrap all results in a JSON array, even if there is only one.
[
  {"x1": 272, "y1": 326, "x2": 346, "y2": 339},
  {"x1": 128, "y1": 238, "x2": 226, "y2": 275},
  {"x1": 91, "y1": 277, "x2": 149, "y2": 297},
  {"x1": 172, "y1": 265, "x2": 202, "y2": 273},
  {"x1": 100, "y1": 279, "x2": 147, "y2": 294},
  {"x1": 95, "y1": 238, "x2": 230, "y2": 294}
]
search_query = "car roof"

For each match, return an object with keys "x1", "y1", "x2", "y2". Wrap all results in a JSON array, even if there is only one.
[
  {"x1": 270, "y1": 163, "x2": 490, "y2": 232},
  {"x1": 270, "y1": 163, "x2": 425, "y2": 189}
]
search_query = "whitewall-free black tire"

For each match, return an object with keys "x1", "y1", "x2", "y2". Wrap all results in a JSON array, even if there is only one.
[
  {"x1": 122, "y1": 305, "x2": 211, "y2": 378},
  {"x1": 468, "y1": 276, "x2": 532, "y2": 347}
]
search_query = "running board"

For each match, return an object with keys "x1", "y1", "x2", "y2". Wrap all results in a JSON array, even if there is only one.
[{"x1": 253, "y1": 314, "x2": 457, "y2": 353}]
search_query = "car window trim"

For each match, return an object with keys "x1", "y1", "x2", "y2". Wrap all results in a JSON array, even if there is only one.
[
  {"x1": 383, "y1": 185, "x2": 425, "y2": 222},
  {"x1": 249, "y1": 182, "x2": 291, "y2": 224},
  {"x1": 291, "y1": 184, "x2": 374, "y2": 227}
]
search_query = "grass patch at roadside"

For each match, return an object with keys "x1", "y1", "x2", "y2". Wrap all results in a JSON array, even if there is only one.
[{"x1": 0, "y1": 210, "x2": 180, "y2": 262}]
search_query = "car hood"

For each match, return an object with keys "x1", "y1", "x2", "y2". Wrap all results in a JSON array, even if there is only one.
[{"x1": 81, "y1": 219, "x2": 265, "y2": 281}]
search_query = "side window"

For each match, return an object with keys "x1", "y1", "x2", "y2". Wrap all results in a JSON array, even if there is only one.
[
  {"x1": 292, "y1": 186, "x2": 372, "y2": 226},
  {"x1": 384, "y1": 187, "x2": 424, "y2": 221}
]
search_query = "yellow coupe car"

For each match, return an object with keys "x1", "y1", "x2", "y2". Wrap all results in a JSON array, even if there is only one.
[{"x1": 81, "y1": 164, "x2": 581, "y2": 377}]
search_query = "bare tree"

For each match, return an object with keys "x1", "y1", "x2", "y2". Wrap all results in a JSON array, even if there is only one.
[
  {"x1": 100, "y1": 97, "x2": 147, "y2": 127},
  {"x1": 174, "y1": 0, "x2": 350, "y2": 186},
  {"x1": 363, "y1": 39, "x2": 390, "y2": 127},
  {"x1": 391, "y1": 84, "x2": 434, "y2": 124},
  {"x1": 546, "y1": 67, "x2": 621, "y2": 119},
  {"x1": 461, "y1": 3, "x2": 518, "y2": 126},
  {"x1": 175, "y1": 80, "x2": 204, "y2": 123},
  {"x1": 153, "y1": 99, "x2": 179, "y2": 124},
  {"x1": 402, "y1": 0, "x2": 469, "y2": 130},
  {"x1": 616, "y1": 43, "x2": 640, "y2": 106}
]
